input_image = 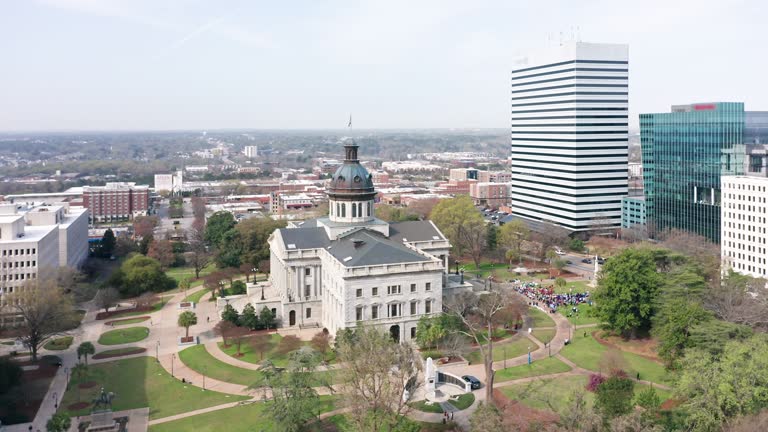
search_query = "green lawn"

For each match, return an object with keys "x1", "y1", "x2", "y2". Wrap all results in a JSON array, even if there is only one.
[
  {"x1": 322, "y1": 414, "x2": 457, "y2": 432},
  {"x1": 93, "y1": 347, "x2": 146, "y2": 359},
  {"x1": 559, "y1": 334, "x2": 672, "y2": 385},
  {"x1": 111, "y1": 301, "x2": 167, "y2": 319},
  {"x1": 165, "y1": 263, "x2": 216, "y2": 284},
  {"x1": 179, "y1": 345, "x2": 334, "y2": 388},
  {"x1": 149, "y1": 396, "x2": 338, "y2": 432},
  {"x1": 59, "y1": 357, "x2": 247, "y2": 420},
  {"x1": 532, "y1": 328, "x2": 556, "y2": 344},
  {"x1": 563, "y1": 303, "x2": 601, "y2": 326},
  {"x1": 451, "y1": 392, "x2": 476, "y2": 410},
  {"x1": 106, "y1": 317, "x2": 150, "y2": 326},
  {"x1": 218, "y1": 334, "x2": 336, "y2": 367},
  {"x1": 183, "y1": 288, "x2": 210, "y2": 304},
  {"x1": 44, "y1": 336, "x2": 73, "y2": 351},
  {"x1": 466, "y1": 337, "x2": 534, "y2": 365},
  {"x1": 98, "y1": 327, "x2": 150, "y2": 345},
  {"x1": 553, "y1": 280, "x2": 593, "y2": 294},
  {"x1": 499, "y1": 375, "x2": 594, "y2": 414},
  {"x1": 527, "y1": 307, "x2": 555, "y2": 328},
  {"x1": 499, "y1": 375, "x2": 672, "y2": 415},
  {"x1": 495, "y1": 356, "x2": 572, "y2": 382},
  {"x1": 410, "y1": 399, "x2": 444, "y2": 413}
]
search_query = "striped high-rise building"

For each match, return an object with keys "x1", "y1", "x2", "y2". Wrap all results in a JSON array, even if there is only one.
[{"x1": 510, "y1": 42, "x2": 629, "y2": 232}]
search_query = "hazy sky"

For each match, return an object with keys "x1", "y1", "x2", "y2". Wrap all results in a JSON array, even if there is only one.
[{"x1": 1, "y1": 0, "x2": 766, "y2": 131}]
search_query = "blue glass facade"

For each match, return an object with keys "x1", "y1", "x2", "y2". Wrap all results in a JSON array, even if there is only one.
[{"x1": 641, "y1": 103, "x2": 746, "y2": 242}]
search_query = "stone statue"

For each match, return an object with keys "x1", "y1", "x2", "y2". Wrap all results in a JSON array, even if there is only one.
[
  {"x1": 92, "y1": 387, "x2": 116, "y2": 412},
  {"x1": 425, "y1": 357, "x2": 436, "y2": 393}
]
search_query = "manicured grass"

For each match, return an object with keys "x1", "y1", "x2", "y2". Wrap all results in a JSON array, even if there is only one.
[
  {"x1": 183, "y1": 288, "x2": 209, "y2": 304},
  {"x1": 559, "y1": 334, "x2": 672, "y2": 385},
  {"x1": 106, "y1": 317, "x2": 150, "y2": 326},
  {"x1": 98, "y1": 327, "x2": 150, "y2": 345},
  {"x1": 322, "y1": 414, "x2": 457, "y2": 432},
  {"x1": 410, "y1": 399, "x2": 444, "y2": 413},
  {"x1": 110, "y1": 301, "x2": 167, "y2": 319},
  {"x1": 179, "y1": 345, "x2": 334, "y2": 387},
  {"x1": 451, "y1": 392, "x2": 476, "y2": 410},
  {"x1": 527, "y1": 307, "x2": 555, "y2": 328},
  {"x1": 218, "y1": 334, "x2": 336, "y2": 366},
  {"x1": 500, "y1": 374, "x2": 594, "y2": 414},
  {"x1": 495, "y1": 356, "x2": 572, "y2": 382},
  {"x1": 532, "y1": 328, "x2": 556, "y2": 344},
  {"x1": 553, "y1": 280, "x2": 593, "y2": 294},
  {"x1": 563, "y1": 303, "x2": 601, "y2": 326},
  {"x1": 499, "y1": 375, "x2": 672, "y2": 415},
  {"x1": 165, "y1": 264, "x2": 216, "y2": 284},
  {"x1": 59, "y1": 356, "x2": 247, "y2": 420},
  {"x1": 92, "y1": 347, "x2": 146, "y2": 359},
  {"x1": 44, "y1": 336, "x2": 73, "y2": 351},
  {"x1": 148, "y1": 396, "x2": 338, "y2": 432},
  {"x1": 466, "y1": 337, "x2": 534, "y2": 365}
]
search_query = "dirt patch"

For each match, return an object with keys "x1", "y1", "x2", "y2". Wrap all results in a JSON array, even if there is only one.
[
  {"x1": 79, "y1": 380, "x2": 98, "y2": 389},
  {"x1": 659, "y1": 398, "x2": 681, "y2": 411},
  {"x1": 104, "y1": 316, "x2": 150, "y2": 326},
  {"x1": 493, "y1": 388, "x2": 560, "y2": 431},
  {"x1": 92, "y1": 347, "x2": 146, "y2": 360},
  {"x1": 593, "y1": 331, "x2": 662, "y2": 363},
  {"x1": 68, "y1": 401, "x2": 90, "y2": 410}
]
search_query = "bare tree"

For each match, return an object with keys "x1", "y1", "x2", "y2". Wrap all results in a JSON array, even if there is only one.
[
  {"x1": 94, "y1": 287, "x2": 121, "y2": 313},
  {"x1": 7, "y1": 280, "x2": 78, "y2": 361},
  {"x1": 659, "y1": 229, "x2": 720, "y2": 281},
  {"x1": 444, "y1": 287, "x2": 526, "y2": 402},
  {"x1": 186, "y1": 223, "x2": 210, "y2": 280},
  {"x1": 442, "y1": 333, "x2": 470, "y2": 361},
  {"x1": 214, "y1": 320, "x2": 237, "y2": 347},
  {"x1": 705, "y1": 270, "x2": 768, "y2": 329},
  {"x1": 461, "y1": 220, "x2": 487, "y2": 268},
  {"x1": 336, "y1": 326, "x2": 422, "y2": 432}
]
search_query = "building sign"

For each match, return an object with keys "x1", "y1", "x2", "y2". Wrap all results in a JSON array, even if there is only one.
[{"x1": 694, "y1": 104, "x2": 716, "y2": 111}]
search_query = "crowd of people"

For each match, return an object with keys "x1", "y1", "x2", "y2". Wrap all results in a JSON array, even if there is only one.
[{"x1": 512, "y1": 280, "x2": 591, "y2": 316}]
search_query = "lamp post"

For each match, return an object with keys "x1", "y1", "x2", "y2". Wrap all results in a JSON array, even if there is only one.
[
  {"x1": 202, "y1": 367, "x2": 207, "y2": 391},
  {"x1": 156, "y1": 341, "x2": 160, "y2": 362},
  {"x1": 503, "y1": 346, "x2": 507, "y2": 369},
  {"x1": 455, "y1": 260, "x2": 460, "y2": 275},
  {"x1": 548, "y1": 342, "x2": 551, "y2": 358},
  {"x1": 53, "y1": 391, "x2": 58, "y2": 409},
  {"x1": 171, "y1": 354, "x2": 176, "y2": 377},
  {"x1": 65, "y1": 367, "x2": 69, "y2": 390}
]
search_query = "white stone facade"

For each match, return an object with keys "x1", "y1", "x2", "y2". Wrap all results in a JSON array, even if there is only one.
[{"x1": 721, "y1": 175, "x2": 768, "y2": 278}]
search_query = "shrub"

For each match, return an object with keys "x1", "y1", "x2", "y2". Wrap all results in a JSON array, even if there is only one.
[{"x1": 586, "y1": 373, "x2": 606, "y2": 392}]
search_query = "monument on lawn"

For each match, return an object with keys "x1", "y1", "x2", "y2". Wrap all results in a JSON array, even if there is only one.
[{"x1": 87, "y1": 388, "x2": 119, "y2": 432}]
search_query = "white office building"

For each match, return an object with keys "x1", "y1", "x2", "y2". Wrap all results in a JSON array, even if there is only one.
[
  {"x1": 244, "y1": 145, "x2": 258, "y2": 158},
  {"x1": 721, "y1": 145, "x2": 768, "y2": 278},
  {"x1": 510, "y1": 42, "x2": 629, "y2": 232},
  {"x1": 154, "y1": 171, "x2": 183, "y2": 195},
  {"x1": 0, "y1": 203, "x2": 88, "y2": 323}
]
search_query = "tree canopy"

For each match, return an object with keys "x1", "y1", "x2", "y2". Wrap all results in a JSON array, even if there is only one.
[
  {"x1": 593, "y1": 247, "x2": 662, "y2": 338},
  {"x1": 109, "y1": 254, "x2": 176, "y2": 297}
]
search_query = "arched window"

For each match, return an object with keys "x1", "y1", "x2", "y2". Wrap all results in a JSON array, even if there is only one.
[
  {"x1": 367, "y1": 201, "x2": 372, "y2": 216},
  {"x1": 336, "y1": 203, "x2": 340, "y2": 217},
  {"x1": 352, "y1": 203, "x2": 357, "y2": 218},
  {"x1": 341, "y1": 203, "x2": 346, "y2": 217}
]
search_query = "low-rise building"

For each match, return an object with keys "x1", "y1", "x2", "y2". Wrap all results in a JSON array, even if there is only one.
[
  {"x1": 478, "y1": 171, "x2": 512, "y2": 183},
  {"x1": 154, "y1": 171, "x2": 183, "y2": 195},
  {"x1": 470, "y1": 182, "x2": 509, "y2": 209},
  {"x1": 621, "y1": 196, "x2": 646, "y2": 229},
  {"x1": 82, "y1": 182, "x2": 150, "y2": 223}
]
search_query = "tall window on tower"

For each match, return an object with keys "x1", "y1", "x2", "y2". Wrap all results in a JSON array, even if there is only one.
[
  {"x1": 367, "y1": 201, "x2": 372, "y2": 216},
  {"x1": 352, "y1": 203, "x2": 357, "y2": 218},
  {"x1": 341, "y1": 203, "x2": 346, "y2": 217}
]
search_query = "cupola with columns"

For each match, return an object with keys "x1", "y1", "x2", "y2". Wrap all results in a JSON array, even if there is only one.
[{"x1": 327, "y1": 138, "x2": 377, "y2": 224}]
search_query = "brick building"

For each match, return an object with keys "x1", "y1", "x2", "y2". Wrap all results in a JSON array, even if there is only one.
[{"x1": 82, "y1": 182, "x2": 150, "y2": 223}]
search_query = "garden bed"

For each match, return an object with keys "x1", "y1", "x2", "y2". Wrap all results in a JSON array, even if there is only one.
[
  {"x1": 68, "y1": 401, "x2": 90, "y2": 410},
  {"x1": 92, "y1": 347, "x2": 147, "y2": 360},
  {"x1": 592, "y1": 331, "x2": 661, "y2": 363},
  {"x1": 96, "y1": 306, "x2": 155, "y2": 320},
  {"x1": 79, "y1": 381, "x2": 98, "y2": 389},
  {"x1": 104, "y1": 316, "x2": 150, "y2": 326}
]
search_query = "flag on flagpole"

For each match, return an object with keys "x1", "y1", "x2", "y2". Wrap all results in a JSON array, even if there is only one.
[{"x1": 348, "y1": 115, "x2": 352, "y2": 128}]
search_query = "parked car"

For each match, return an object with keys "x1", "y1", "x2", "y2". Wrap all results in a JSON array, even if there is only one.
[
  {"x1": 581, "y1": 258, "x2": 592, "y2": 264},
  {"x1": 597, "y1": 257, "x2": 605, "y2": 265},
  {"x1": 566, "y1": 260, "x2": 573, "y2": 265},
  {"x1": 462, "y1": 375, "x2": 482, "y2": 390}
]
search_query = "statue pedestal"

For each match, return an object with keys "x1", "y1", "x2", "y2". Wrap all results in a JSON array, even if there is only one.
[{"x1": 87, "y1": 410, "x2": 118, "y2": 432}]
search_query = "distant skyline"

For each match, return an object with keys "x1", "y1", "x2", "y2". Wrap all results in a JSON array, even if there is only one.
[{"x1": 1, "y1": 0, "x2": 766, "y2": 131}]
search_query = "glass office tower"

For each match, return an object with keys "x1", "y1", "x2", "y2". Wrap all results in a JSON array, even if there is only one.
[{"x1": 641, "y1": 102, "x2": 749, "y2": 243}]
